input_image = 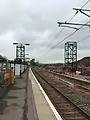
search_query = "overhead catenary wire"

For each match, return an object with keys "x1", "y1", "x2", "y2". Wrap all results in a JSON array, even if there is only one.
[
  {"x1": 49, "y1": 0, "x2": 90, "y2": 47},
  {"x1": 50, "y1": 0, "x2": 90, "y2": 49},
  {"x1": 78, "y1": 35, "x2": 90, "y2": 43},
  {"x1": 41, "y1": 0, "x2": 90, "y2": 58},
  {"x1": 66, "y1": 0, "x2": 90, "y2": 21},
  {"x1": 46, "y1": 12, "x2": 79, "y2": 52},
  {"x1": 48, "y1": 12, "x2": 78, "y2": 46},
  {"x1": 81, "y1": 0, "x2": 90, "y2": 8},
  {"x1": 51, "y1": 20, "x2": 90, "y2": 49},
  {"x1": 51, "y1": 30, "x2": 78, "y2": 49},
  {"x1": 42, "y1": 25, "x2": 89, "y2": 58}
]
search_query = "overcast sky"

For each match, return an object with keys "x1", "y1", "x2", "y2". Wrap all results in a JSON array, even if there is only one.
[{"x1": 0, "y1": 0, "x2": 90, "y2": 63}]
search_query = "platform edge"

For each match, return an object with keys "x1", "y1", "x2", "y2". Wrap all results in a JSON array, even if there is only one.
[{"x1": 30, "y1": 68, "x2": 63, "y2": 120}]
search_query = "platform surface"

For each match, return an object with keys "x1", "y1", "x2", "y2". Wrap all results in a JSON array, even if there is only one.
[{"x1": 0, "y1": 70, "x2": 38, "y2": 120}]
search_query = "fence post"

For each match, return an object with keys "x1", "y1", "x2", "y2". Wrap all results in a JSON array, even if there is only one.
[
  {"x1": 10, "y1": 61, "x2": 11, "y2": 85},
  {"x1": 14, "y1": 61, "x2": 15, "y2": 76}
]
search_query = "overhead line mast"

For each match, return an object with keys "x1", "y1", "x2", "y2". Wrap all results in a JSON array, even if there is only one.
[{"x1": 73, "y1": 8, "x2": 90, "y2": 18}]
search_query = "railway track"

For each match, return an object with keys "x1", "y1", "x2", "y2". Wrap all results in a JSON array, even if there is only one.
[
  {"x1": 45, "y1": 69, "x2": 90, "y2": 101},
  {"x1": 42, "y1": 68, "x2": 90, "y2": 110},
  {"x1": 45, "y1": 69, "x2": 90, "y2": 90},
  {"x1": 32, "y1": 68, "x2": 90, "y2": 120}
]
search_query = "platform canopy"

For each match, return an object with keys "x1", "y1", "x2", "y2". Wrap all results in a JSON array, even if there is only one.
[{"x1": 0, "y1": 55, "x2": 8, "y2": 62}]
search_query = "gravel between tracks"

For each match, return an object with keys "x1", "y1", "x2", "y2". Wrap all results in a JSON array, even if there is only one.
[{"x1": 32, "y1": 68, "x2": 90, "y2": 120}]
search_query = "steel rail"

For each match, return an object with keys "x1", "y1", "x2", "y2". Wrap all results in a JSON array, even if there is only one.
[{"x1": 32, "y1": 68, "x2": 90, "y2": 120}]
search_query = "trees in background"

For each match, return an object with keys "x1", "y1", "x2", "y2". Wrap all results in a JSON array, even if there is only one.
[{"x1": 30, "y1": 58, "x2": 40, "y2": 66}]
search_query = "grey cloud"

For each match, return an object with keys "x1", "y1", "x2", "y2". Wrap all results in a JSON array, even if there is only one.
[{"x1": 0, "y1": 0, "x2": 90, "y2": 63}]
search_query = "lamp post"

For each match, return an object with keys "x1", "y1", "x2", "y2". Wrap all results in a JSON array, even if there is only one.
[
  {"x1": 13, "y1": 42, "x2": 30, "y2": 76},
  {"x1": 13, "y1": 43, "x2": 19, "y2": 75},
  {"x1": 24, "y1": 44, "x2": 30, "y2": 71},
  {"x1": 13, "y1": 43, "x2": 23, "y2": 77}
]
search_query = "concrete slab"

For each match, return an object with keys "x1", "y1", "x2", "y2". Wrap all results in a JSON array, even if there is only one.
[
  {"x1": 0, "y1": 70, "x2": 38, "y2": 120},
  {"x1": 0, "y1": 76, "x2": 26, "y2": 120}
]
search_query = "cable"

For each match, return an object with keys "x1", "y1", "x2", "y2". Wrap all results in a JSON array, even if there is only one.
[
  {"x1": 51, "y1": 20, "x2": 90, "y2": 49},
  {"x1": 50, "y1": 0, "x2": 90, "y2": 46},
  {"x1": 41, "y1": 0, "x2": 90, "y2": 58},
  {"x1": 81, "y1": 0, "x2": 90, "y2": 8},
  {"x1": 51, "y1": 30, "x2": 78, "y2": 49},
  {"x1": 78, "y1": 35, "x2": 90, "y2": 43},
  {"x1": 50, "y1": 12, "x2": 78, "y2": 45},
  {"x1": 66, "y1": 0, "x2": 90, "y2": 22},
  {"x1": 46, "y1": 12, "x2": 78, "y2": 50},
  {"x1": 42, "y1": 22, "x2": 90, "y2": 58},
  {"x1": 50, "y1": 28, "x2": 64, "y2": 42},
  {"x1": 46, "y1": 0, "x2": 90, "y2": 51}
]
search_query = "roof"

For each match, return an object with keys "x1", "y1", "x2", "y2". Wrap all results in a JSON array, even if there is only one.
[{"x1": 0, "y1": 55, "x2": 8, "y2": 62}]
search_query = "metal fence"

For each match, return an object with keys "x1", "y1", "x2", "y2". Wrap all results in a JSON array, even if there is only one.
[
  {"x1": 10, "y1": 63, "x2": 28, "y2": 76},
  {"x1": 0, "y1": 61, "x2": 28, "y2": 86}
]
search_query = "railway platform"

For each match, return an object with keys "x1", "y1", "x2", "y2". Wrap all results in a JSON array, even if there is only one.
[
  {"x1": 0, "y1": 69, "x2": 38, "y2": 120},
  {"x1": 0, "y1": 68, "x2": 62, "y2": 120}
]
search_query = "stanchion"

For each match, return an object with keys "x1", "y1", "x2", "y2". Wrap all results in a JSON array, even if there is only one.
[{"x1": 20, "y1": 63, "x2": 21, "y2": 77}]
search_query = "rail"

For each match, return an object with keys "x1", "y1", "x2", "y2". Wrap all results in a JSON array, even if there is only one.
[{"x1": 32, "y1": 68, "x2": 90, "y2": 120}]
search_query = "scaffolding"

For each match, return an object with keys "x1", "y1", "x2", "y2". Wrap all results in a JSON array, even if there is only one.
[
  {"x1": 16, "y1": 44, "x2": 25, "y2": 62},
  {"x1": 64, "y1": 41, "x2": 77, "y2": 72}
]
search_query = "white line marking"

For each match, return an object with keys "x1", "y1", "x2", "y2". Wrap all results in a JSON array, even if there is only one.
[
  {"x1": 61, "y1": 78, "x2": 74, "y2": 88},
  {"x1": 30, "y1": 68, "x2": 63, "y2": 120}
]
